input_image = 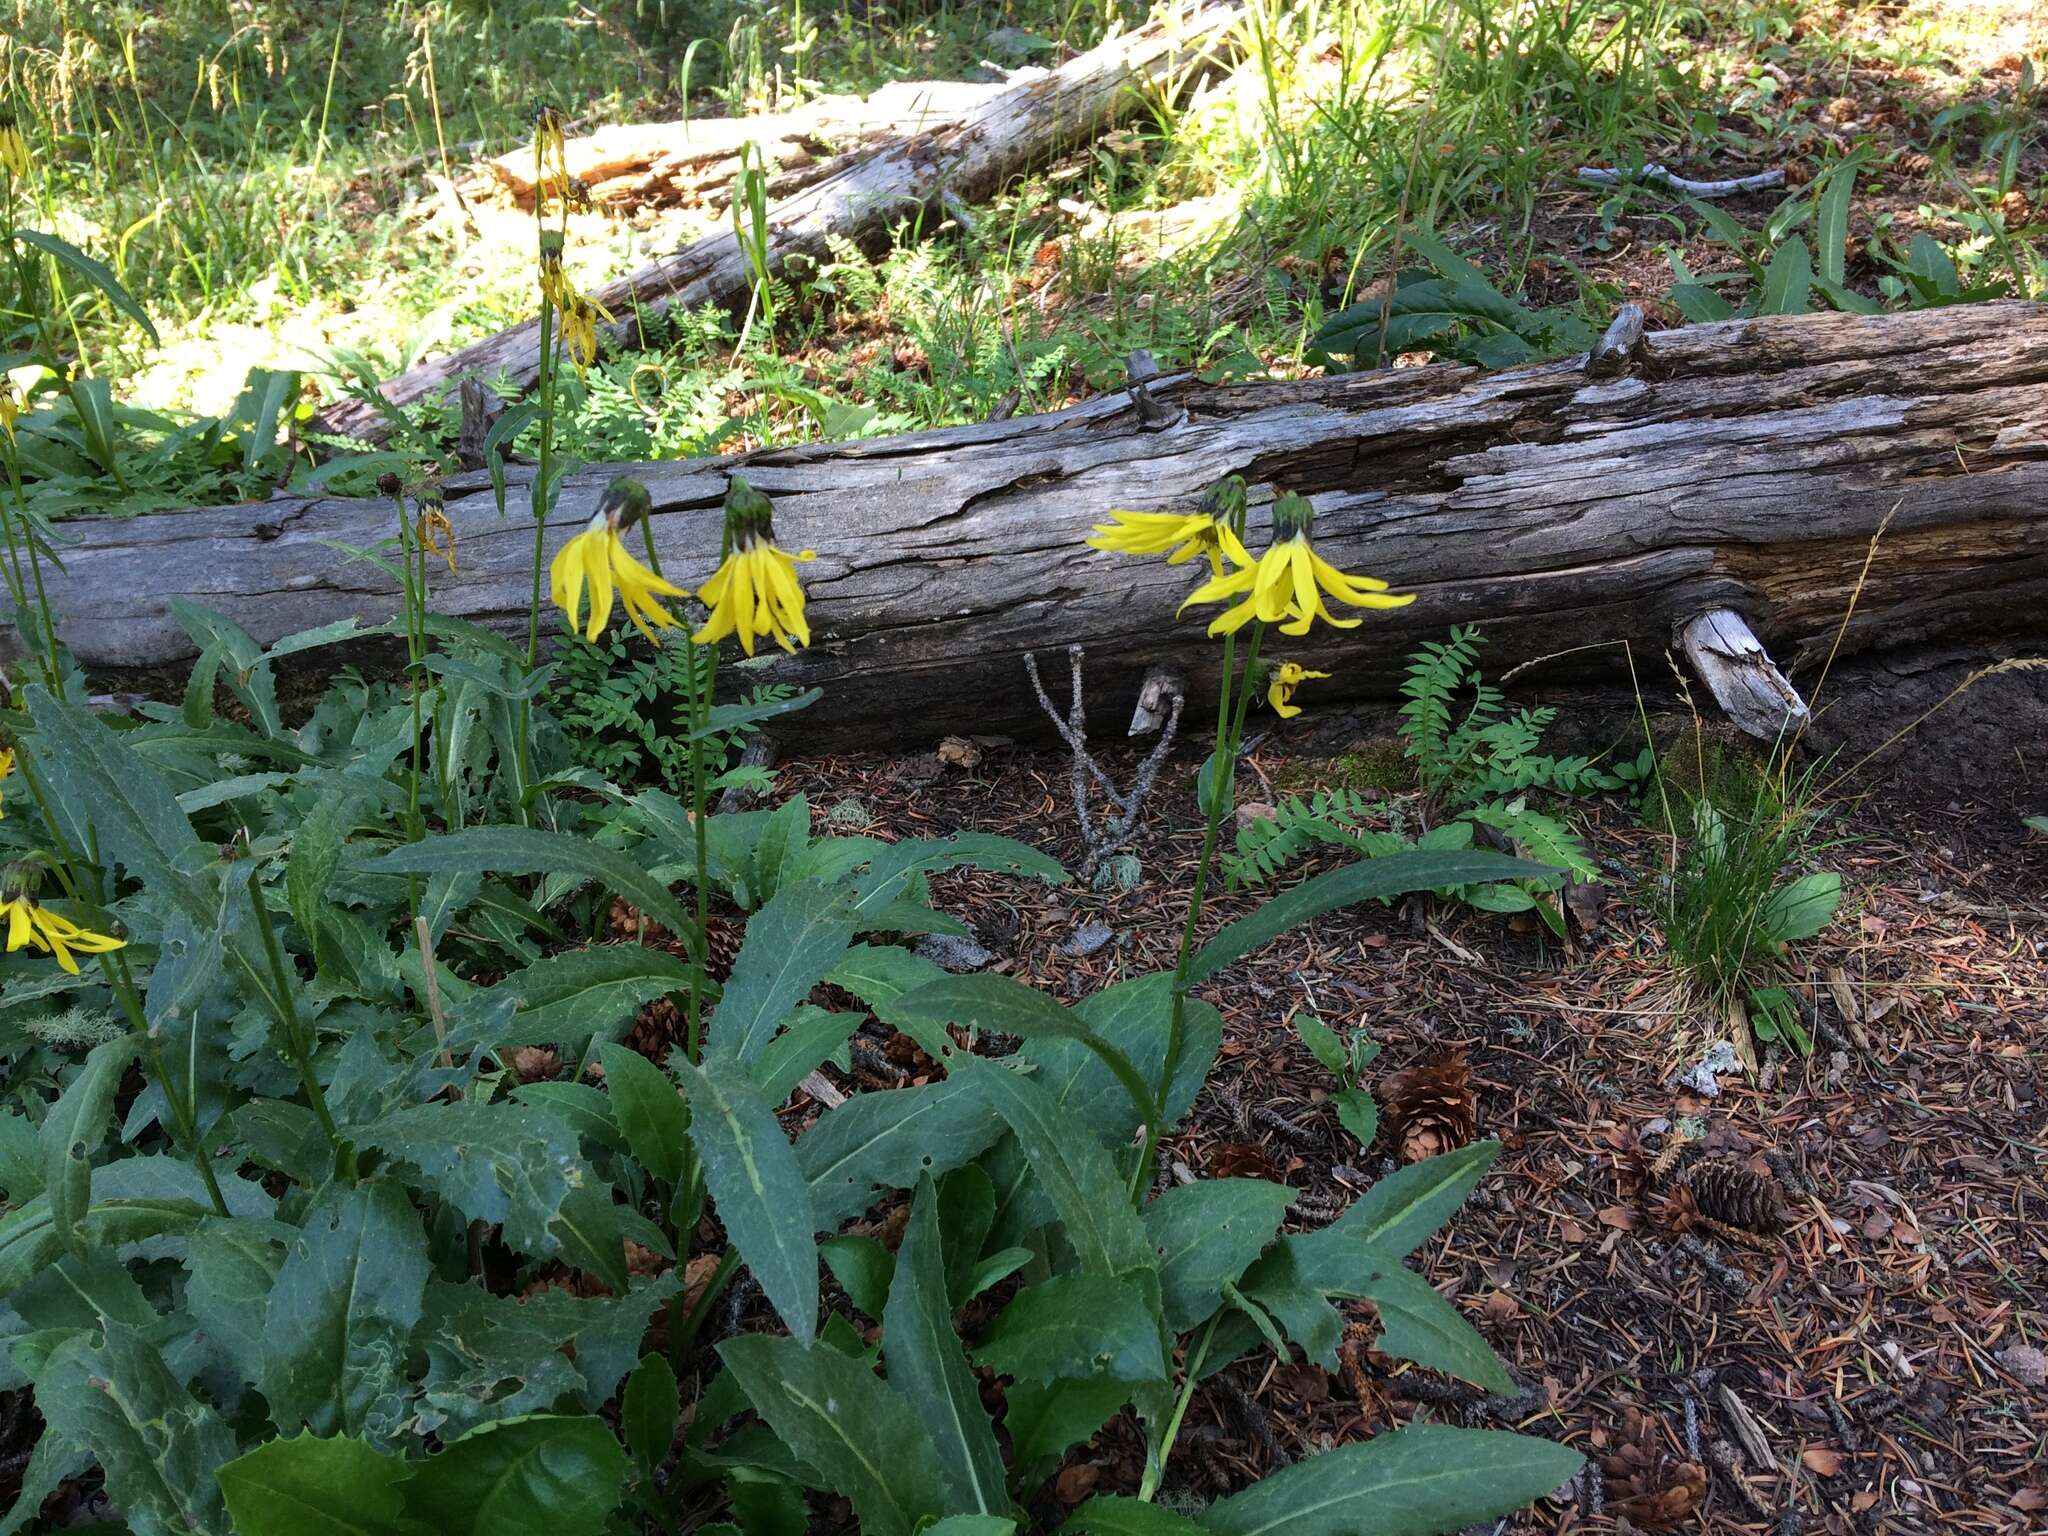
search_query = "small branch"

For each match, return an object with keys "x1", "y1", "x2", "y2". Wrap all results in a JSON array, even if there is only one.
[
  {"x1": 1585, "y1": 303, "x2": 1646, "y2": 378},
  {"x1": 1024, "y1": 644, "x2": 1185, "y2": 878},
  {"x1": 1576, "y1": 163, "x2": 1785, "y2": 199},
  {"x1": 1678, "y1": 609, "x2": 1811, "y2": 742}
]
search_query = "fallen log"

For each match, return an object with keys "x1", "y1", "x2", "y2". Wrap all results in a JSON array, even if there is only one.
[
  {"x1": 470, "y1": 80, "x2": 1015, "y2": 211},
  {"x1": 26, "y1": 304, "x2": 2048, "y2": 752},
  {"x1": 310, "y1": 4, "x2": 1238, "y2": 444}
]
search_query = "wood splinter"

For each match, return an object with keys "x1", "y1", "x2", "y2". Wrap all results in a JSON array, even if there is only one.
[{"x1": 1679, "y1": 609, "x2": 1811, "y2": 742}]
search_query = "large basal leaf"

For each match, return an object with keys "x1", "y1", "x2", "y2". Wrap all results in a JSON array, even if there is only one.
[
  {"x1": 495, "y1": 946, "x2": 697, "y2": 1050},
  {"x1": 753, "y1": 1005, "x2": 860, "y2": 1105},
  {"x1": 798, "y1": 1075, "x2": 1003, "y2": 1230},
  {"x1": 707, "y1": 879, "x2": 858, "y2": 1068},
  {"x1": 401, "y1": 1415, "x2": 627, "y2": 1536},
  {"x1": 36, "y1": 1324, "x2": 237, "y2": 1536},
  {"x1": 947, "y1": 1054, "x2": 1153, "y2": 1279},
  {"x1": 1197, "y1": 1423, "x2": 1579, "y2": 1536},
  {"x1": 675, "y1": 1051, "x2": 818, "y2": 1343},
  {"x1": 183, "y1": 1218, "x2": 288, "y2": 1397},
  {"x1": 356, "y1": 1101, "x2": 581, "y2": 1260},
  {"x1": 595, "y1": 1044, "x2": 688, "y2": 1189},
  {"x1": 361, "y1": 827, "x2": 695, "y2": 943},
  {"x1": 972, "y1": 1272, "x2": 1167, "y2": 1385},
  {"x1": 829, "y1": 941, "x2": 957, "y2": 1057},
  {"x1": 285, "y1": 774, "x2": 376, "y2": 960},
  {"x1": 0, "y1": 1194, "x2": 207, "y2": 1293},
  {"x1": 1186, "y1": 852, "x2": 1552, "y2": 986},
  {"x1": 260, "y1": 1180, "x2": 429, "y2": 1443},
  {"x1": 1060, "y1": 1497, "x2": 1208, "y2": 1535},
  {"x1": 894, "y1": 976, "x2": 1156, "y2": 1131},
  {"x1": 216, "y1": 1432, "x2": 414, "y2": 1536},
  {"x1": 883, "y1": 1178, "x2": 1007, "y2": 1516},
  {"x1": 1353, "y1": 1264, "x2": 1511, "y2": 1393},
  {"x1": 1002, "y1": 1374, "x2": 1134, "y2": 1479},
  {"x1": 0, "y1": 1432, "x2": 89, "y2": 1536},
  {"x1": 25, "y1": 685, "x2": 205, "y2": 919},
  {"x1": 718, "y1": 1334, "x2": 954, "y2": 1536},
  {"x1": 1143, "y1": 1179, "x2": 1295, "y2": 1334},
  {"x1": 850, "y1": 833, "x2": 1066, "y2": 913},
  {"x1": 42, "y1": 1035, "x2": 137, "y2": 1254},
  {"x1": 1289, "y1": 1142, "x2": 1501, "y2": 1277},
  {"x1": 1028, "y1": 972, "x2": 1221, "y2": 1145}
]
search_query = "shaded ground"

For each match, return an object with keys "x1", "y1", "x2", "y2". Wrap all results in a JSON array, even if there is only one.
[{"x1": 761, "y1": 720, "x2": 2048, "y2": 1535}]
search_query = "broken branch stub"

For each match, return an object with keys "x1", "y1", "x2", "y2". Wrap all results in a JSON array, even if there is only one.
[{"x1": 1678, "y1": 610, "x2": 1812, "y2": 742}]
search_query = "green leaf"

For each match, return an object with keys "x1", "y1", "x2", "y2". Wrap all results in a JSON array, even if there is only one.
[
  {"x1": 1332, "y1": 1089, "x2": 1379, "y2": 1148},
  {"x1": 1293, "y1": 1015, "x2": 1348, "y2": 1078},
  {"x1": 494, "y1": 946, "x2": 697, "y2": 1049},
  {"x1": 401, "y1": 1415, "x2": 627, "y2": 1536},
  {"x1": 895, "y1": 975, "x2": 1156, "y2": 1133},
  {"x1": 1198, "y1": 1423, "x2": 1580, "y2": 1536},
  {"x1": 15, "y1": 228, "x2": 161, "y2": 342},
  {"x1": 216, "y1": 1432, "x2": 414, "y2": 1536},
  {"x1": 829, "y1": 943, "x2": 956, "y2": 1056},
  {"x1": 362, "y1": 827, "x2": 695, "y2": 945},
  {"x1": 821, "y1": 1234, "x2": 896, "y2": 1319},
  {"x1": 1758, "y1": 235, "x2": 1813, "y2": 315},
  {"x1": 1290, "y1": 1142, "x2": 1502, "y2": 1278},
  {"x1": 1143, "y1": 1180, "x2": 1295, "y2": 1333},
  {"x1": 676, "y1": 1051, "x2": 818, "y2": 1342},
  {"x1": 921, "y1": 1521, "x2": 1017, "y2": 1536},
  {"x1": 753, "y1": 1006, "x2": 860, "y2": 1104},
  {"x1": 596, "y1": 1044, "x2": 688, "y2": 1188},
  {"x1": 42, "y1": 1035, "x2": 137, "y2": 1254},
  {"x1": 183, "y1": 1218, "x2": 288, "y2": 1395},
  {"x1": 717, "y1": 1334, "x2": 953, "y2": 1536},
  {"x1": 260, "y1": 1180, "x2": 429, "y2": 1443},
  {"x1": 0, "y1": 1194, "x2": 207, "y2": 1294},
  {"x1": 1025, "y1": 972, "x2": 1221, "y2": 1144},
  {"x1": 1353, "y1": 1265, "x2": 1511, "y2": 1392},
  {"x1": 973, "y1": 1273, "x2": 1167, "y2": 1384},
  {"x1": 687, "y1": 687, "x2": 824, "y2": 742},
  {"x1": 622, "y1": 1354, "x2": 680, "y2": 1479},
  {"x1": 36, "y1": 1325, "x2": 235, "y2": 1536},
  {"x1": 547, "y1": 1183, "x2": 673, "y2": 1297},
  {"x1": 850, "y1": 833, "x2": 1066, "y2": 912},
  {"x1": 947, "y1": 1054, "x2": 1153, "y2": 1278},
  {"x1": 1060, "y1": 1496, "x2": 1209, "y2": 1535},
  {"x1": 1761, "y1": 871, "x2": 1840, "y2": 944},
  {"x1": 286, "y1": 777, "x2": 375, "y2": 960},
  {"x1": 1907, "y1": 232, "x2": 1961, "y2": 297},
  {"x1": 936, "y1": 1164, "x2": 997, "y2": 1307},
  {"x1": 1002, "y1": 1374, "x2": 1133, "y2": 1477},
  {"x1": 710, "y1": 879, "x2": 858, "y2": 1067},
  {"x1": 798, "y1": 1076, "x2": 1003, "y2": 1229},
  {"x1": 1814, "y1": 152, "x2": 1863, "y2": 288},
  {"x1": 357, "y1": 1102, "x2": 580, "y2": 1260},
  {"x1": 883, "y1": 1178, "x2": 1006, "y2": 1515},
  {"x1": 1187, "y1": 852, "x2": 1551, "y2": 985},
  {"x1": 25, "y1": 684, "x2": 204, "y2": 918}
]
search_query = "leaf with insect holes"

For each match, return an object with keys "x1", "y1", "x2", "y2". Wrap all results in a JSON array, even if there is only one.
[
  {"x1": 42, "y1": 1035, "x2": 137, "y2": 1256},
  {"x1": 1200, "y1": 1423, "x2": 1580, "y2": 1536},
  {"x1": 884, "y1": 1178, "x2": 1006, "y2": 1515},
  {"x1": 356, "y1": 1101, "x2": 581, "y2": 1261},
  {"x1": 973, "y1": 1272, "x2": 1167, "y2": 1384},
  {"x1": 675, "y1": 1051, "x2": 817, "y2": 1343}
]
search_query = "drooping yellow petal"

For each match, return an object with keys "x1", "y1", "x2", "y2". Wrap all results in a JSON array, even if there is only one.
[{"x1": 4, "y1": 899, "x2": 33, "y2": 952}]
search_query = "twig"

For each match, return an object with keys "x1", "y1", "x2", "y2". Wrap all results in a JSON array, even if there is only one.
[
  {"x1": 1023, "y1": 644, "x2": 1184, "y2": 878},
  {"x1": 1576, "y1": 163, "x2": 1785, "y2": 198}
]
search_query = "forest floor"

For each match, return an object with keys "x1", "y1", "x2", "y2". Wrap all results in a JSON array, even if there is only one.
[{"x1": 755, "y1": 718, "x2": 2048, "y2": 1536}]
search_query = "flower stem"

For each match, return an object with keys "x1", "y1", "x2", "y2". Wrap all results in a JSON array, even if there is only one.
[
  {"x1": 1139, "y1": 1313, "x2": 1220, "y2": 1501},
  {"x1": 245, "y1": 878, "x2": 342, "y2": 1151}
]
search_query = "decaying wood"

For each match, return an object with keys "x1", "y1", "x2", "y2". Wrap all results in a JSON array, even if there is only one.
[
  {"x1": 471, "y1": 80, "x2": 1015, "y2": 212},
  {"x1": 310, "y1": 4, "x2": 1238, "y2": 444},
  {"x1": 1575, "y1": 163, "x2": 1787, "y2": 199},
  {"x1": 1679, "y1": 609, "x2": 1811, "y2": 741},
  {"x1": 1586, "y1": 303, "x2": 1646, "y2": 378},
  {"x1": 23, "y1": 304, "x2": 2048, "y2": 749}
]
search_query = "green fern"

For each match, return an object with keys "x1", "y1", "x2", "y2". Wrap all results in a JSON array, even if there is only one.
[{"x1": 1225, "y1": 788, "x2": 1401, "y2": 887}]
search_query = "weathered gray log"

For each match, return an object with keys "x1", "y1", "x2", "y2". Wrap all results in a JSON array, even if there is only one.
[
  {"x1": 310, "y1": 4, "x2": 1239, "y2": 443},
  {"x1": 1679, "y1": 609, "x2": 1810, "y2": 741},
  {"x1": 24, "y1": 303, "x2": 2048, "y2": 750}
]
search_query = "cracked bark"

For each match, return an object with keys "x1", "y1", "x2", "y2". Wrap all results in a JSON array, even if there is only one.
[{"x1": 19, "y1": 303, "x2": 2048, "y2": 750}]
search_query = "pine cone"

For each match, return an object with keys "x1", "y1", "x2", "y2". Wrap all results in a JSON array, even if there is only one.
[
  {"x1": 1682, "y1": 1162, "x2": 1787, "y2": 1235},
  {"x1": 1602, "y1": 1408, "x2": 1707, "y2": 1529},
  {"x1": 704, "y1": 912, "x2": 744, "y2": 982},
  {"x1": 1380, "y1": 1046, "x2": 1475, "y2": 1163},
  {"x1": 509, "y1": 1046, "x2": 559, "y2": 1083},
  {"x1": 623, "y1": 995, "x2": 686, "y2": 1062}
]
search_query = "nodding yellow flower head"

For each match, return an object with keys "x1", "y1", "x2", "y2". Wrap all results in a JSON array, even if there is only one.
[
  {"x1": 549, "y1": 477, "x2": 689, "y2": 645},
  {"x1": 0, "y1": 113, "x2": 27, "y2": 181},
  {"x1": 417, "y1": 503, "x2": 457, "y2": 573},
  {"x1": 1267, "y1": 661, "x2": 1332, "y2": 719},
  {"x1": 559, "y1": 293, "x2": 613, "y2": 375},
  {"x1": 1181, "y1": 491, "x2": 1414, "y2": 638},
  {"x1": 693, "y1": 477, "x2": 816, "y2": 657},
  {"x1": 530, "y1": 102, "x2": 569, "y2": 185},
  {"x1": 0, "y1": 747, "x2": 13, "y2": 819},
  {"x1": 1086, "y1": 476, "x2": 1250, "y2": 578},
  {"x1": 0, "y1": 379, "x2": 17, "y2": 448},
  {"x1": 1, "y1": 873, "x2": 125, "y2": 975},
  {"x1": 537, "y1": 230, "x2": 572, "y2": 311}
]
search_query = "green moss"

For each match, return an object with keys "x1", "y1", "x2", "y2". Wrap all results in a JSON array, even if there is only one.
[{"x1": 1267, "y1": 741, "x2": 1415, "y2": 796}]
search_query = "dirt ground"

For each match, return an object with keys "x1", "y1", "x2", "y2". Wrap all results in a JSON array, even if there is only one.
[{"x1": 765, "y1": 704, "x2": 2048, "y2": 1536}]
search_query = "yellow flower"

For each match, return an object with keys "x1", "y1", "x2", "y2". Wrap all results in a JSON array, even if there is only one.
[
  {"x1": 0, "y1": 379, "x2": 17, "y2": 447},
  {"x1": 417, "y1": 505, "x2": 457, "y2": 573},
  {"x1": 0, "y1": 748, "x2": 12, "y2": 818},
  {"x1": 693, "y1": 478, "x2": 815, "y2": 657},
  {"x1": 549, "y1": 477, "x2": 689, "y2": 644},
  {"x1": 0, "y1": 114, "x2": 27, "y2": 181},
  {"x1": 559, "y1": 292, "x2": 613, "y2": 374},
  {"x1": 1086, "y1": 476, "x2": 1250, "y2": 577},
  {"x1": 2, "y1": 894, "x2": 124, "y2": 975},
  {"x1": 531, "y1": 102, "x2": 569, "y2": 187},
  {"x1": 538, "y1": 230, "x2": 572, "y2": 313},
  {"x1": 1267, "y1": 661, "x2": 1331, "y2": 719},
  {"x1": 1181, "y1": 491, "x2": 1414, "y2": 637}
]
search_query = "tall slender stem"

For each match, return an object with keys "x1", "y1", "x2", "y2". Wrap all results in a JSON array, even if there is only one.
[
  {"x1": 1139, "y1": 1314, "x2": 1220, "y2": 1501},
  {"x1": 245, "y1": 879, "x2": 342, "y2": 1149}
]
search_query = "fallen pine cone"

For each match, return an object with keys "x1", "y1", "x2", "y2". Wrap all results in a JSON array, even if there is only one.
[
  {"x1": 1602, "y1": 1407, "x2": 1708, "y2": 1530},
  {"x1": 1380, "y1": 1046, "x2": 1475, "y2": 1163},
  {"x1": 1681, "y1": 1161, "x2": 1788, "y2": 1235},
  {"x1": 508, "y1": 1046, "x2": 559, "y2": 1083}
]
